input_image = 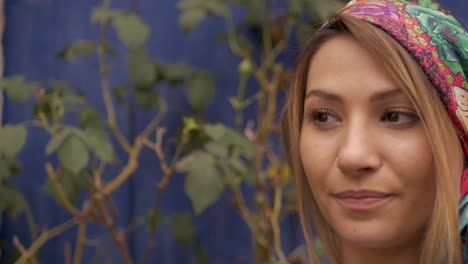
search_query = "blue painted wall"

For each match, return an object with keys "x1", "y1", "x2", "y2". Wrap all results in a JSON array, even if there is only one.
[{"x1": 1, "y1": 0, "x2": 467, "y2": 263}]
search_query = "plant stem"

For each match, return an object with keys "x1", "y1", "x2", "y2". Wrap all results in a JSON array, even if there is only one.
[
  {"x1": 98, "y1": 25, "x2": 131, "y2": 153},
  {"x1": 16, "y1": 218, "x2": 78, "y2": 264},
  {"x1": 12, "y1": 236, "x2": 40, "y2": 264},
  {"x1": 225, "y1": 14, "x2": 247, "y2": 57},
  {"x1": 227, "y1": 179, "x2": 268, "y2": 248},
  {"x1": 95, "y1": 197, "x2": 134, "y2": 264},
  {"x1": 45, "y1": 163, "x2": 85, "y2": 219},
  {"x1": 72, "y1": 221, "x2": 86, "y2": 264},
  {"x1": 101, "y1": 138, "x2": 143, "y2": 196},
  {"x1": 235, "y1": 72, "x2": 249, "y2": 129},
  {"x1": 140, "y1": 100, "x2": 167, "y2": 139},
  {"x1": 262, "y1": 0, "x2": 273, "y2": 59},
  {"x1": 22, "y1": 201, "x2": 39, "y2": 242},
  {"x1": 271, "y1": 184, "x2": 287, "y2": 263}
]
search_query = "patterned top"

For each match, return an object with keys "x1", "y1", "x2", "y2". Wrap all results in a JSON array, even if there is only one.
[{"x1": 324, "y1": 0, "x2": 468, "y2": 257}]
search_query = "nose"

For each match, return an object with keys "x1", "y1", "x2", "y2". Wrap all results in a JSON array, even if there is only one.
[{"x1": 336, "y1": 120, "x2": 382, "y2": 176}]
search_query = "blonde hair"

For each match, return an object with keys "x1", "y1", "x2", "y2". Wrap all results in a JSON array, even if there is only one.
[{"x1": 281, "y1": 14, "x2": 463, "y2": 264}]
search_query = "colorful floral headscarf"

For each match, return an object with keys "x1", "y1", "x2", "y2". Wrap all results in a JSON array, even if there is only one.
[{"x1": 323, "y1": 0, "x2": 468, "y2": 253}]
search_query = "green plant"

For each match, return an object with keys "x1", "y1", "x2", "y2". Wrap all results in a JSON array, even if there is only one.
[
  {"x1": 176, "y1": 0, "x2": 347, "y2": 263},
  {"x1": 0, "y1": 1, "x2": 214, "y2": 263},
  {"x1": 0, "y1": 0, "x2": 347, "y2": 263}
]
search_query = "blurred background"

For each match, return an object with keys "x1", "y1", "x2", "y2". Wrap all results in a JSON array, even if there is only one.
[{"x1": 0, "y1": 0, "x2": 466, "y2": 263}]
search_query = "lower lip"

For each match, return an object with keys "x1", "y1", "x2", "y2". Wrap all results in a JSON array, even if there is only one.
[{"x1": 336, "y1": 196, "x2": 392, "y2": 210}]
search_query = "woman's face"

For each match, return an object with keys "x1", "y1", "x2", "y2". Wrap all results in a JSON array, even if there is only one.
[{"x1": 300, "y1": 34, "x2": 437, "y2": 249}]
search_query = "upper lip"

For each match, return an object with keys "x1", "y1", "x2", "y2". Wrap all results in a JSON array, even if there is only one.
[{"x1": 335, "y1": 190, "x2": 392, "y2": 199}]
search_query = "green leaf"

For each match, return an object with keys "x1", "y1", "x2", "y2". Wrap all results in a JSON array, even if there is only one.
[
  {"x1": 306, "y1": 0, "x2": 345, "y2": 21},
  {"x1": 182, "y1": 151, "x2": 224, "y2": 215},
  {"x1": 0, "y1": 76, "x2": 37, "y2": 102},
  {"x1": 129, "y1": 50, "x2": 156, "y2": 85},
  {"x1": 135, "y1": 88, "x2": 160, "y2": 110},
  {"x1": 78, "y1": 107, "x2": 103, "y2": 130},
  {"x1": 83, "y1": 129, "x2": 115, "y2": 162},
  {"x1": 194, "y1": 240, "x2": 209, "y2": 264},
  {"x1": 177, "y1": 0, "x2": 205, "y2": 9},
  {"x1": 57, "y1": 40, "x2": 99, "y2": 61},
  {"x1": 179, "y1": 8, "x2": 207, "y2": 33},
  {"x1": 112, "y1": 14, "x2": 150, "y2": 49},
  {"x1": 169, "y1": 213, "x2": 196, "y2": 245},
  {"x1": 0, "y1": 186, "x2": 25, "y2": 218},
  {"x1": 46, "y1": 127, "x2": 71, "y2": 155},
  {"x1": 113, "y1": 84, "x2": 130, "y2": 105},
  {"x1": 146, "y1": 209, "x2": 164, "y2": 233},
  {"x1": 295, "y1": 22, "x2": 314, "y2": 47},
  {"x1": 0, "y1": 157, "x2": 21, "y2": 182},
  {"x1": 58, "y1": 135, "x2": 89, "y2": 174},
  {"x1": 203, "y1": 124, "x2": 226, "y2": 141},
  {"x1": 0, "y1": 125, "x2": 27, "y2": 159},
  {"x1": 184, "y1": 72, "x2": 215, "y2": 113},
  {"x1": 243, "y1": 164, "x2": 256, "y2": 186},
  {"x1": 289, "y1": 0, "x2": 304, "y2": 15},
  {"x1": 43, "y1": 170, "x2": 89, "y2": 204},
  {"x1": 204, "y1": 141, "x2": 228, "y2": 157},
  {"x1": 204, "y1": 0, "x2": 230, "y2": 17},
  {"x1": 91, "y1": 7, "x2": 121, "y2": 24},
  {"x1": 223, "y1": 129, "x2": 254, "y2": 157},
  {"x1": 227, "y1": 157, "x2": 247, "y2": 174},
  {"x1": 160, "y1": 63, "x2": 193, "y2": 84},
  {"x1": 0, "y1": 158, "x2": 10, "y2": 181}
]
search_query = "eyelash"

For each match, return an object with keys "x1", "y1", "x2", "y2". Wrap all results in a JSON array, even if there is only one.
[
  {"x1": 304, "y1": 107, "x2": 420, "y2": 127},
  {"x1": 305, "y1": 108, "x2": 337, "y2": 124}
]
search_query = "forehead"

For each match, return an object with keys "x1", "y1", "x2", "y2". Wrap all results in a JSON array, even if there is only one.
[{"x1": 305, "y1": 34, "x2": 400, "y2": 101}]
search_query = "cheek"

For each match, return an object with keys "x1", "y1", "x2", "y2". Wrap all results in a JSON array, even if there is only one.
[
  {"x1": 386, "y1": 131, "x2": 436, "y2": 223},
  {"x1": 299, "y1": 130, "x2": 337, "y2": 199},
  {"x1": 299, "y1": 131, "x2": 334, "y2": 179}
]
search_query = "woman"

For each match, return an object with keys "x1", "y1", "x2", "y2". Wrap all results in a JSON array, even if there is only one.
[{"x1": 281, "y1": 0, "x2": 468, "y2": 263}]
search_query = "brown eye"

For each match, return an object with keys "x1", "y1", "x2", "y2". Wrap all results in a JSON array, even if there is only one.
[
  {"x1": 305, "y1": 108, "x2": 340, "y2": 126},
  {"x1": 315, "y1": 112, "x2": 330, "y2": 123},
  {"x1": 383, "y1": 112, "x2": 400, "y2": 122},
  {"x1": 381, "y1": 109, "x2": 419, "y2": 126}
]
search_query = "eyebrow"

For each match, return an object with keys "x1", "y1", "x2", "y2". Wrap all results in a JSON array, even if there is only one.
[{"x1": 304, "y1": 88, "x2": 404, "y2": 102}]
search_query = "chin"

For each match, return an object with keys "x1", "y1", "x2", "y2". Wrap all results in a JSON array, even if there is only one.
[{"x1": 335, "y1": 222, "x2": 405, "y2": 249}]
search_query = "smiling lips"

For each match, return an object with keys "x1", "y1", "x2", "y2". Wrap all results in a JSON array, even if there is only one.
[{"x1": 335, "y1": 190, "x2": 392, "y2": 210}]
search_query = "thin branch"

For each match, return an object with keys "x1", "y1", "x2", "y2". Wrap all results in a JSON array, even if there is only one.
[
  {"x1": 261, "y1": 2, "x2": 273, "y2": 60},
  {"x1": 271, "y1": 184, "x2": 287, "y2": 263},
  {"x1": 139, "y1": 129, "x2": 185, "y2": 264},
  {"x1": 101, "y1": 138, "x2": 144, "y2": 195},
  {"x1": 153, "y1": 128, "x2": 171, "y2": 177},
  {"x1": 104, "y1": 195, "x2": 119, "y2": 222},
  {"x1": 72, "y1": 221, "x2": 87, "y2": 264},
  {"x1": 93, "y1": 162, "x2": 106, "y2": 190},
  {"x1": 22, "y1": 201, "x2": 39, "y2": 242},
  {"x1": 225, "y1": 14, "x2": 248, "y2": 58},
  {"x1": 95, "y1": 197, "x2": 134, "y2": 264},
  {"x1": 12, "y1": 236, "x2": 27, "y2": 255},
  {"x1": 140, "y1": 100, "x2": 167, "y2": 139},
  {"x1": 98, "y1": 28, "x2": 131, "y2": 153},
  {"x1": 45, "y1": 163, "x2": 85, "y2": 220},
  {"x1": 16, "y1": 218, "x2": 78, "y2": 264},
  {"x1": 65, "y1": 241, "x2": 72, "y2": 264},
  {"x1": 12, "y1": 236, "x2": 40, "y2": 264},
  {"x1": 13, "y1": 237, "x2": 41, "y2": 264},
  {"x1": 227, "y1": 179, "x2": 268, "y2": 248}
]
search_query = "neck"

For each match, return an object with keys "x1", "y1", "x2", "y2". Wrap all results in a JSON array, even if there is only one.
[{"x1": 340, "y1": 241, "x2": 420, "y2": 264}]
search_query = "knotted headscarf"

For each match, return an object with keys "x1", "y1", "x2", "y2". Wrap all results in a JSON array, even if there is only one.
[{"x1": 323, "y1": 0, "x2": 468, "y2": 252}]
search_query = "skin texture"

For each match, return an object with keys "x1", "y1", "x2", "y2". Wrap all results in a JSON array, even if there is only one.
[{"x1": 300, "y1": 34, "x2": 438, "y2": 264}]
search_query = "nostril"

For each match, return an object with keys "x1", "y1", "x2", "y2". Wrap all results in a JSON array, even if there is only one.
[{"x1": 335, "y1": 144, "x2": 381, "y2": 175}]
